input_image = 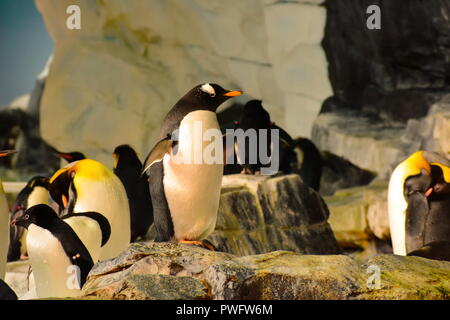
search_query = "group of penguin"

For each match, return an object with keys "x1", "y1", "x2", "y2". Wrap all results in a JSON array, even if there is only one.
[
  {"x1": 0, "y1": 83, "x2": 295, "y2": 300},
  {"x1": 0, "y1": 82, "x2": 449, "y2": 300}
]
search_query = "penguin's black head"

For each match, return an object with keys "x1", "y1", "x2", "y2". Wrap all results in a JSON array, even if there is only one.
[
  {"x1": 183, "y1": 83, "x2": 243, "y2": 112},
  {"x1": 13, "y1": 204, "x2": 58, "y2": 230},
  {"x1": 404, "y1": 169, "x2": 432, "y2": 199},
  {"x1": 241, "y1": 100, "x2": 271, "y2": 124},
  {"x1": 58, "y1": 151, "x2": 86, "y2": 163},
  {"x1": 113, "y1": 144, "x2": 141, "y2": 169},
  {"x1": 11, "y1": 176, "x2": 49, "y2": 214},
  {"x1": 27, "y1": 176, "x2": 50, "y2": 189}
]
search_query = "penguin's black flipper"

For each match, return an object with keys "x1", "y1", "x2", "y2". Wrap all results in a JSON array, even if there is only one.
[
  {"x1": 407, "y1": 241, "x2": 450, "y2": 261},
  {"x1": 142, "y1": 136, "x2": 173, "y2": 174},
  {"x1": 405, "y1": 192, "x2": 429, "y2": 253},
  {"x1": 62, "y1": 212, "x2": 111, "y2": 247},
  {"x1": 148, "y1": 161, "x2": 174, "y2": 242},
  {"x1": 0, "y1": 279, "x2": 18, "y2": 300}
]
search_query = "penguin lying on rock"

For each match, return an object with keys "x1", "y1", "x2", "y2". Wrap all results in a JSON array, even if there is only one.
[
  {"x1": 8, "y1": 176, "x2": 50, "y2": 262},
  {"x1": 143, "y1": 83, "x2": 242, "y2": 250},
  {"x1": 388, "y1": 151, "x2": 450, "y2": 261},
  {"x1": 113, "y1": 144, "x2": 153, "y2": 242},
  {"x1": 12, "y1": 204, "x2": 110, "y2": 298}
]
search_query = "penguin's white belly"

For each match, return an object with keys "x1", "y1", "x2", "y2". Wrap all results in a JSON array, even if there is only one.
[
  {"x1": 388, "y1": 166, "x2": 408, "y2": 256},
  {"x1": 163, "y1": 110, "x2": 223, "y2": 241},
  {"x1": 27, "y1": 225, "x2": 81, "y2": 298},
  {"x1": 73, "y1": 177, "x2": 130, "y2": 261},
  {"x1": 0, "y1": 182, "x2": 8, "y2": 280},
  {"x1": 64, "y1": 216, "x2": 102, "y2": 262}
]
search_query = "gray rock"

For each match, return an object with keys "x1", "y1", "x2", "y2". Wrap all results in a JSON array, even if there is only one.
[
  {"x1": 82, "y1": 242, "x2": 450, "y2": 300},
  {"x1": 206, "y1": 174, "x2": 341, "y2": 256}
]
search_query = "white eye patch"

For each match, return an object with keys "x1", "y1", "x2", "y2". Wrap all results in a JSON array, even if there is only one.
[{"x1": 201, "y1": 83, "x2": 216, "y2": 97}]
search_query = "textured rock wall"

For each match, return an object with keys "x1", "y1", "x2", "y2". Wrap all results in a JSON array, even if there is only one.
[
  {"x1": 207, "y1": 174, "x2": 340, "y2": 256},
  {"x1": 323, "y1": 0, "x2": 450, "y2": 120},
  {"x1": 35, "y1": 0, "x2": 331, "y2": 164}
]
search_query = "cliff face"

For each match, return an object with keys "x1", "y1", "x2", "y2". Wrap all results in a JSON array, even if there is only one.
[
  {"x1": 35, "y1": 0, "x2": 331, "y2": 163},
  {"x1": 323, "y1": 0, "x2": 450, "y2": 121}
]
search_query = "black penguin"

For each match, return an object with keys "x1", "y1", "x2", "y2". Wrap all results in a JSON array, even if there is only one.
[
  {"x1": 13, "y1": 204, "x2": 110, "y2": 294},
  {"x1": 49, "y1": 146, "x2": 86, "y2": 163},
  {"x1": 234, "y1": 100, "x2": 273, "y2": 174},
  {"x1": 232, "y1": 100, "x2": 299, "y2": 176},
  {"x1": 142, "y1": 83, "x2": 242, "y2": 250},
  {"x1": 113, "y1": 144, "x2": 153, "y2": 242},
  {"x1": 293, "y1": 137, "x2": 324, "y2": 191},
  {"x1": 8, "y1": 176, "x2": 50, "y2": 262}
]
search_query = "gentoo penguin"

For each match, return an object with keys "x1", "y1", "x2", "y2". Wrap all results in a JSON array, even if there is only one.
[
  {"x1": 113, "y1": 145, "x2": 153, "y2": 242},
  {"x1": 142, "y1": 83, "x2": 242, "y2": 249},
  {"x1": 8, "y1": 176, "x2": 50, "y2": 261},
  {"x1": 49, "y1": 159, "x2": 130, "y2": 260},
  {"x1": 49, "y1": 146, "x2": 86, "y2": 163},
  {"x1": 388, "y1": 151, "x2": 450, "y2": 260},
  {"x1": 233, "y1": 100, "x2": 299, "y2": 175},
  {"x1": 0, "y1": 149, "x2": 16, "y2": 281},
  {"x1": 13, "y1": 204, "x2": 110, "y2": 298}
]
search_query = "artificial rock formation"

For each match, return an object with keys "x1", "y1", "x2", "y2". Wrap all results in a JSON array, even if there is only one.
[
  {"x1": 82, "y1": 242, "x2": 450, "y2": 300},
  {"x1": 208, "y1": 174, "x2": 340, "y2": 256},
  {"x1": 35, "y1": 0, "x2": 331, "y2": 164}
]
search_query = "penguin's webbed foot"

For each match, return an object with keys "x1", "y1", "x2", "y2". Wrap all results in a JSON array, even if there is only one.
[{"x1": 179, "y1": 239, "x2": 217, "y2": 251}]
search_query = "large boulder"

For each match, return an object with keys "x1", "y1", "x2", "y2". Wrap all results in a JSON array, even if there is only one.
[
  {"x1": 82, "y1": 242, "x2": 450, "y2": 300},
  {"x1": 207, "y1": 174, "x2": 341, "y2": 256}
]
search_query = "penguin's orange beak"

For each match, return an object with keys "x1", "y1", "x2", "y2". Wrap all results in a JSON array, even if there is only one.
[
  {"x1": 0, "y1": 150, "x2": 17, "y2": 158},
  {"x1": 224, "y1": 90, "x2": 243, "y2": 97},
  {"x1": 425, "y1": 188, "x2": 433, "y2": 197}
]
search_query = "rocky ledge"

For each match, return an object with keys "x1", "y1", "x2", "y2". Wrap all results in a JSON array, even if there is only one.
[
  {"x1": 207, "y1": 174, "x2": 340, "y2": 256},
  {"x1": 81, "y1": 242, "x2": 450, "y2": 300}
]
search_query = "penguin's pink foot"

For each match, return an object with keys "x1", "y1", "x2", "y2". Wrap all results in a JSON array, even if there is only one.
[{"x1": 179, "y1": 239, "x2": 217, "y2": 251}]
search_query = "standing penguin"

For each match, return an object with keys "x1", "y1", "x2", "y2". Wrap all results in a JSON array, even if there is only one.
[
  {"x1": 49, "y1": 159, "x2": 130, "y2": 260},
  {"x1": 0, "y1": 150, "x2": 16, "y2": 281},
  {"x1": 13, "y1": 204, "x2": 110, "y2": 298},
  {"x1": 234, "y1": 100, "x2": 272, "y2": 174},
  {"x1": 143, "y1": 83, "x2": 242, "y2": 249},
  {"x1": 113, "y1": 144, "x2": 153, "y2": 242},
  {"x1": 388, "y1": 151, "x2": 450, "y2": 260},
  {"x1": 233, "y1": 100, "x2": 298, "y2": 176},
  {"x1": 8, "y1": 176, "x2": 50, "y2": 261}
]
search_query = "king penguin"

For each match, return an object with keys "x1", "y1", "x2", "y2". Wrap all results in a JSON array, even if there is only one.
[
  {"x1": 49, "y1": 159, "x2": 130, "y2": 261},
  {"x1": 13, "y1": 204, "x2": 110, "y2": 298},
  {"x1": 0, "y1": 150, "x2": 16, "y2": 281},
  {"x1": 388, "y1": 150, "x2": 450, "y2": 260},
  {"x1": 113, "y1": 145, "x2": 153, "y2": 242},
  {"x1": 8, "y1": 176, "x2": 50, "y2": 261},
  {"x1": 143, "y1": 83, "x2": 242, "y2": 249}
]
